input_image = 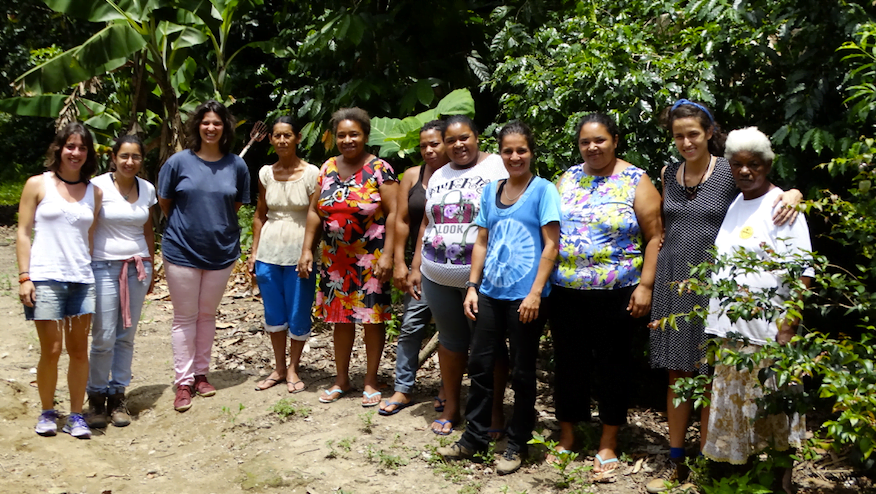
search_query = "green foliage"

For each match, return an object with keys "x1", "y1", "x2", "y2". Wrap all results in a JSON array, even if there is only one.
[
  {"x1": 238, "y1": 204, "x2": 255, "y2": 260},
  {"x1": 221, "y1": 402, "x2": 245, "y2": 424},
  {"x1": 359, "y1": 410, "x2": 375, "y2": 434},
  {"x1": 270, "y1": 398, "x2": 310, "y2": 420},
  {"x1": 0, "y1": 177, "x2": 26, "y2": 206},
  {"x1": 364, "y1": 446, "x2": 409, "y2": 471},
  {"x1": 528, "y1": 433, "x2": 590, "y2": 490}
]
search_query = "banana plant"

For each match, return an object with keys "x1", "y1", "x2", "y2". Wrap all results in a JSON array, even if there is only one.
[{"x1": 0, "y1": 0, "x2": 265, "y2": 175}]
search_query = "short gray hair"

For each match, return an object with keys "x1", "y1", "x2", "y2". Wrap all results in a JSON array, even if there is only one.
[{"x1": 724, "y1": 127, "x2": 775, "y2": 163}]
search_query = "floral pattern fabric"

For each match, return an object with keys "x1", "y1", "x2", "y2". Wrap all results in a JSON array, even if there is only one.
[
  {"x1": 551, "y1": 164, "x2": 645, "y2": 290},
  {"x1": 703, "y1": 341, "x2": 806, "y2": 464},
  {"x1": 315, "y1": 157, "x2": 398, "y2": 323}
]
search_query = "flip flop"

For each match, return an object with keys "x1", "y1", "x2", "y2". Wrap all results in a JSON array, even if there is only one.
[
  {"x1": 287, "y1": 380, "x2": 306, "y2": 394},
  {"x1": 594, "y1": 453, "x2": 619, "y2": 471},
  {"x1": 433, "y1": 396, "x2": 446, "y2": 413},
  {"x1": 546, "y1": 449, "x2": 572, "y2": 466},
  {"x1": 362, "y1": 390, "x2": 382, "y2": 407},
  {"x1": 319, "y1": 387, "x2": 350, "y2": 403},
  {"x1": 431, "y1": 419, "x2": 455, "y2": 435},
  {"x1": 254, "y1": 377, "x2": 285, "y2": 391},
  {"x1": 378, "y1": 400, "x2": 412, "y2": 416}
]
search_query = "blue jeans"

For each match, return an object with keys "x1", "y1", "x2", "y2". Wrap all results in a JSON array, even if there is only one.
[
  {"x1": 87, "y1": 260, "x2": 152, "y2": 395},
  {"x1": 393, "y1": 292, "x2": 433, "y2": 393},
  {"x1": 24, "y1": 281, "x2": 95, "y2": 321}
]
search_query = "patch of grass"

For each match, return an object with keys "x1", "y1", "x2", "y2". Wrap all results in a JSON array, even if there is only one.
[
  {"x1": 457, "y1": 482, "x2": 483, "y2": 494},
  {"x1": 271, "y1": 398, "x2": 311, "y2": 420},
  {"x1": 426, "y1": 444, "x2": 470, "y2": 483},
  {"x1": 337, "y1": 436, "x2": 355, "y2": 452}
]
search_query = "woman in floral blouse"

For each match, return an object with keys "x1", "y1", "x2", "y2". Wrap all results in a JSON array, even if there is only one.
[
  {"x1": 547, "y1": 113, "x2": 662, "y2": 479},
  {"x1": 298, "y1": 107, "x2": 398, "y2": 407}
]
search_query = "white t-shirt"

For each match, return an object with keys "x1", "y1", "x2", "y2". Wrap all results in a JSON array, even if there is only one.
[
  {"x1": 420, "y1": 154, "x2": 508, "y2": 288},
  {"x1": 92, "y1": 173, "x2": 157, "y2": 260},
  {"x1": 705, "y1": 187, "x2": 814, "y2": 345}
]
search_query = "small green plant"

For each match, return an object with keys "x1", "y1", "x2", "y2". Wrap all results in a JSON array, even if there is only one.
[
  {"x1": 326, "y1": 440, "x2": 338, "y2": 459},
  {"x1": 221, "y1": 403, "x2": 245, "y2": 425},
  {"x1": 337, "y1": 436, "x2": 355, "y2": 452},
  {"x1": 359, "y1": 410, "x2": 376, "y2": 433},
  {"x1": 528, "y1": 433, "x2": 590, "y2": 489},
  {"x1": 426, "y1": 445, "x2": 469, "y2": 483},
  {"x1": 270, "y1": 398, "x2": 311, "y2": 420},
  {"x1": 472, "y1": 441, "x2": 496, "y2": 465},
  {"x1": 619, "y1": 452, "x2": 633, "y2": 463},
  {"x1": 457, "y1": 482, "x2": 483, "y2": 494},
  {"x1": 363, "y1": 444, "x2": 409, "y2": 471}
]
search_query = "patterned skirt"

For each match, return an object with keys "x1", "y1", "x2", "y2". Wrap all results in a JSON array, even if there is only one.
[{"x1": 702, "y1": 341, "x2": 805, "y2": 464}]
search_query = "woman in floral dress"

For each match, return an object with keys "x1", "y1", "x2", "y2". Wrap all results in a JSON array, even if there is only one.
[{"x1": 299, "y1": 107, "x2": 398, "y2": 407}]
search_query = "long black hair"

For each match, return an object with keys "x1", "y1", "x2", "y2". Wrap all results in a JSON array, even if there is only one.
[{"x1": 45, "y1": 121, "x2": 98, "y2": 180}]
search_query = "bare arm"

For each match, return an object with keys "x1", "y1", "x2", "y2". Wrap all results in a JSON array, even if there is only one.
[
  {"x1": 297, "y1": 188, "x2": 322, "y2": 278},
  {"x1": 407, "y1": 212, "x2": 430, "y2": 300},
  {"x1": 143, "y1": 210, "x2": 156, "y2": 293},
  {"x1": 247, "y1": 178, "x2": 268, "y2": 274},
  {"x1": 374, "y1": 180, "x2": 399, "y2": 283},
  {"x1": 393, "y1": 167, "x2": 419, "y2": 290},
  {"x1": 518, "y1": 222, "x2": 560, "y2": 323},
  {"x1": 158, "y1": 197, "x2": 173, "y2": 218},
  {"x1": 89, "y1": 186, "x2": 103, "y2": 257},
  {"x1": 16, "y1": 176, "x2": 45, "y2": 307},
  {"x1": 462, "y1": 227, "x2": 490, "y2": 321},
  {"x1": 630, "y1": 174, "x2": 664, "y2": 318}
]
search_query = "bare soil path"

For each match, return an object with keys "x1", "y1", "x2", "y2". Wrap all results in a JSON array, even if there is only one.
[{"x1": 0, "y1": 226, "x2": 870, "y2": 494}]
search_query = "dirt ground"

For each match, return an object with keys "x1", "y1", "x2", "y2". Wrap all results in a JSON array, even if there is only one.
[{"x1": 0, "y1": 224, "x2": 872, "y2": 494}]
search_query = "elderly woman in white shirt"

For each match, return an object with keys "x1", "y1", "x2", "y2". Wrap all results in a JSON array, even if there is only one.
[{"x1": 703, "y1": 127, "x2": 812, "y2": 494}]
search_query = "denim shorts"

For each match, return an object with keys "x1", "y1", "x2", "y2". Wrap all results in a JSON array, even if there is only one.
[
  {"x1": 255, "y1": 261, "x2": 317, "y2": 340},
  {"x1": 24, "y1": 281, "x2": 96, "y2": 321}
]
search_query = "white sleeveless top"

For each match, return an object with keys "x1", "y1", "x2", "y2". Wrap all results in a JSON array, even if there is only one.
[
  {"x1": 29, "y1": 172, "x2": 96, "y2": 283},
  {"x1": 255, "y1": 164, "x2": 319, "y2": 266}
]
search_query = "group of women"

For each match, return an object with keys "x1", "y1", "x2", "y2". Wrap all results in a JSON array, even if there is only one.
[{"x1": 18, "y1": 98, "x2": 810, "y2": 491}]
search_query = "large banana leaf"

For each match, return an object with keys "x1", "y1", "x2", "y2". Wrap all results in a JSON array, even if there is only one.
[
  {"x1": 42, "y1": 0, "x2": 165, "y2": 22},
  {"x1": 0, "y1": 95, "x2": 107, "y2": 118},
  {"x1": 15, "y1": 22, "x2": 146, "y2": 94}
]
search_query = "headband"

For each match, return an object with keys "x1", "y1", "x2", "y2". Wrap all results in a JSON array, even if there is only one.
[{"x1": 671, "y1": 99, "x2": 714, "y2": 124}]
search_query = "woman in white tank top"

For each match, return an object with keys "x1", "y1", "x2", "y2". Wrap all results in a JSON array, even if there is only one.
[{"x1": 17, "y1": 122, "x2": 103, "y2": 439}]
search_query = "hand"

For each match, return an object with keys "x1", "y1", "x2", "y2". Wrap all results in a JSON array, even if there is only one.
[
  {"x1": 626, "y1": 284, "x2": 653, "y2": 319},
  {"x1": 658, "y1": 230, "x2": 665, "y2": 251},
  {"x1": 647, "y1": 319, "x2": 662, "y2": 330},
  {"x1": 393, "y1": 264, "x2": 409, "y2": 292},
  {"x1": 518, "y1": 293, "x2": 541, "y2": 323},
  {"x1": 297, "y1": 250, "x2": 314, "y2": 279},
  {"x1": 147, "y1": 270, "x2": 155, "y2": 295},
  {"x1": 407, "y1": 268, "x2": 422, "y2": 300},
  {"x1": 463, "y1": 288, "x2": 479, "y2": 321},
  {"x1": 246, "y1": 255, "x2": 256, "y2": 276},
  {"x1": 772, "y1": 189, "x2": 803, "y2": 226},
  {"x1": 373, "y1": 254, "x2": 393, "y2": 283},
  {"x1": 19, "y1": 280, "x2": 35, "y2": 307},
  {"x1": 777, "y1": 329, "x2": 794, "y2": 346}
]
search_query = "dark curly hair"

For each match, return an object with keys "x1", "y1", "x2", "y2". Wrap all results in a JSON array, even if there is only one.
[
  {"x1": 186, "y1": 100, "x2": 236, "y2": 154},
  {"x1": 574, "y1": 112, "x2": 620, "y2": 151},
  {"x1": 420, "y1": 119, "x2": 446, "y2": 135},
  {"x1": 330, "y1": 107, "x2": 371, "y2": 137},
  {"x1": 45, "y1": 121, "x2": 97, "y2": 181},
  {"x1": 659, "y1": 100, "x2": 727, "y2": 156}
]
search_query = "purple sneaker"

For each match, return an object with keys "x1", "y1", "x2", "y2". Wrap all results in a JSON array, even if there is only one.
[
  {"x1": 35, "y1": 410, "x2": 59, "y2": 436},
  {"x1": 62, "y1": 413, "x2": 92, "y2": 439}
]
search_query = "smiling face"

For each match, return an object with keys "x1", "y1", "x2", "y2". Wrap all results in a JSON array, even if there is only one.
[
  {"x1": 419, "y1": 129, "x2": 447, "y2": 168},
  {"x1": 444, "y1": 122, "x2": 479, "y2": 167},
  {"x1": 113, "y1": 142, "x2": 143, "y2": 180},
  {"x1": 729, "y1": 150, "x2": 773, "y2": 199},
  {"x1": 577, "y1": 122, "x2": 618, "y2": 174},
  {"x1": 60, "y1": 134, "x2": 88, "y2": 174},
  {"x1": 499, "y1": 133, "x2": 533, "y2": 180},
  {"x1": 199, "y1": 111, "x2": 224, "y2": 147},
  {"x1": 270, "y1": 122, "x2": 300, "y2": 158},
  {"x1": 672, "y1": 117, "x2": 712, "y2": 163},
  {"x1": 335, "y1": 119, "x2": 366, "y2": 161}
]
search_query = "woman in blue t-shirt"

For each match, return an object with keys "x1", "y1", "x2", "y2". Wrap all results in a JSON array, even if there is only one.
[
  {"x1": 437, "y1": 121, "x2": 561, "y2": 475},
  {"x1": 158, "y1": 100, "x2": 251, "y2": 412}
]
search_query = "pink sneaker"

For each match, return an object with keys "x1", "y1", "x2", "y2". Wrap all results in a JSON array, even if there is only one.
[
  {"x1": 174, "y1": 385, "x2": 193, "y2": 412},
  {"x1": 193, "y1": 375, "x2": 216, "y2": 397}
]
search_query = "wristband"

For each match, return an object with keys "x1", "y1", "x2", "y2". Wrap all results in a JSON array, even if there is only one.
[
  {"x1": 19, "y1": 275, "x2": 31, "y2": 284},
  {"x1": 19, "y1": 271, "x2": 29, "y2": 275}
]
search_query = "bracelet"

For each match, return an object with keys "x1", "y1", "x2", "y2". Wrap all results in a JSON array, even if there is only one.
[
  {"x1": 19, "y1": 275, "x2": 31, "y2": 284},
  {"x1": 19, "y1": 271, "x2": 29, "y2": 275}
]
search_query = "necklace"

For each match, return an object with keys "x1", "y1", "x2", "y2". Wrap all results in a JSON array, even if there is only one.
[
  {"x1": 111, "y1": 173, "x2": 137, "y2": 200},
  {"x1": 681, "y1": 156, "x2": 712, "y2": 200},
  {"x1": 502, "y1": 177, "x2": 532, "y2": 203},
  {"x1": 55, "y1": 171, "x2": 83, "y2": 185}
]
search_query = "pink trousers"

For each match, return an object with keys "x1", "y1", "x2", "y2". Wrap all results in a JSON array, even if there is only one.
[{"x1": 164, "y1": 259, "x2": 234, "y2": 386}]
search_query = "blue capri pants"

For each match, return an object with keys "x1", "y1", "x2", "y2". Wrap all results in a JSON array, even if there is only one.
[{"x1": 255, "y1": 261, "x2": 317, "y2": 340}]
